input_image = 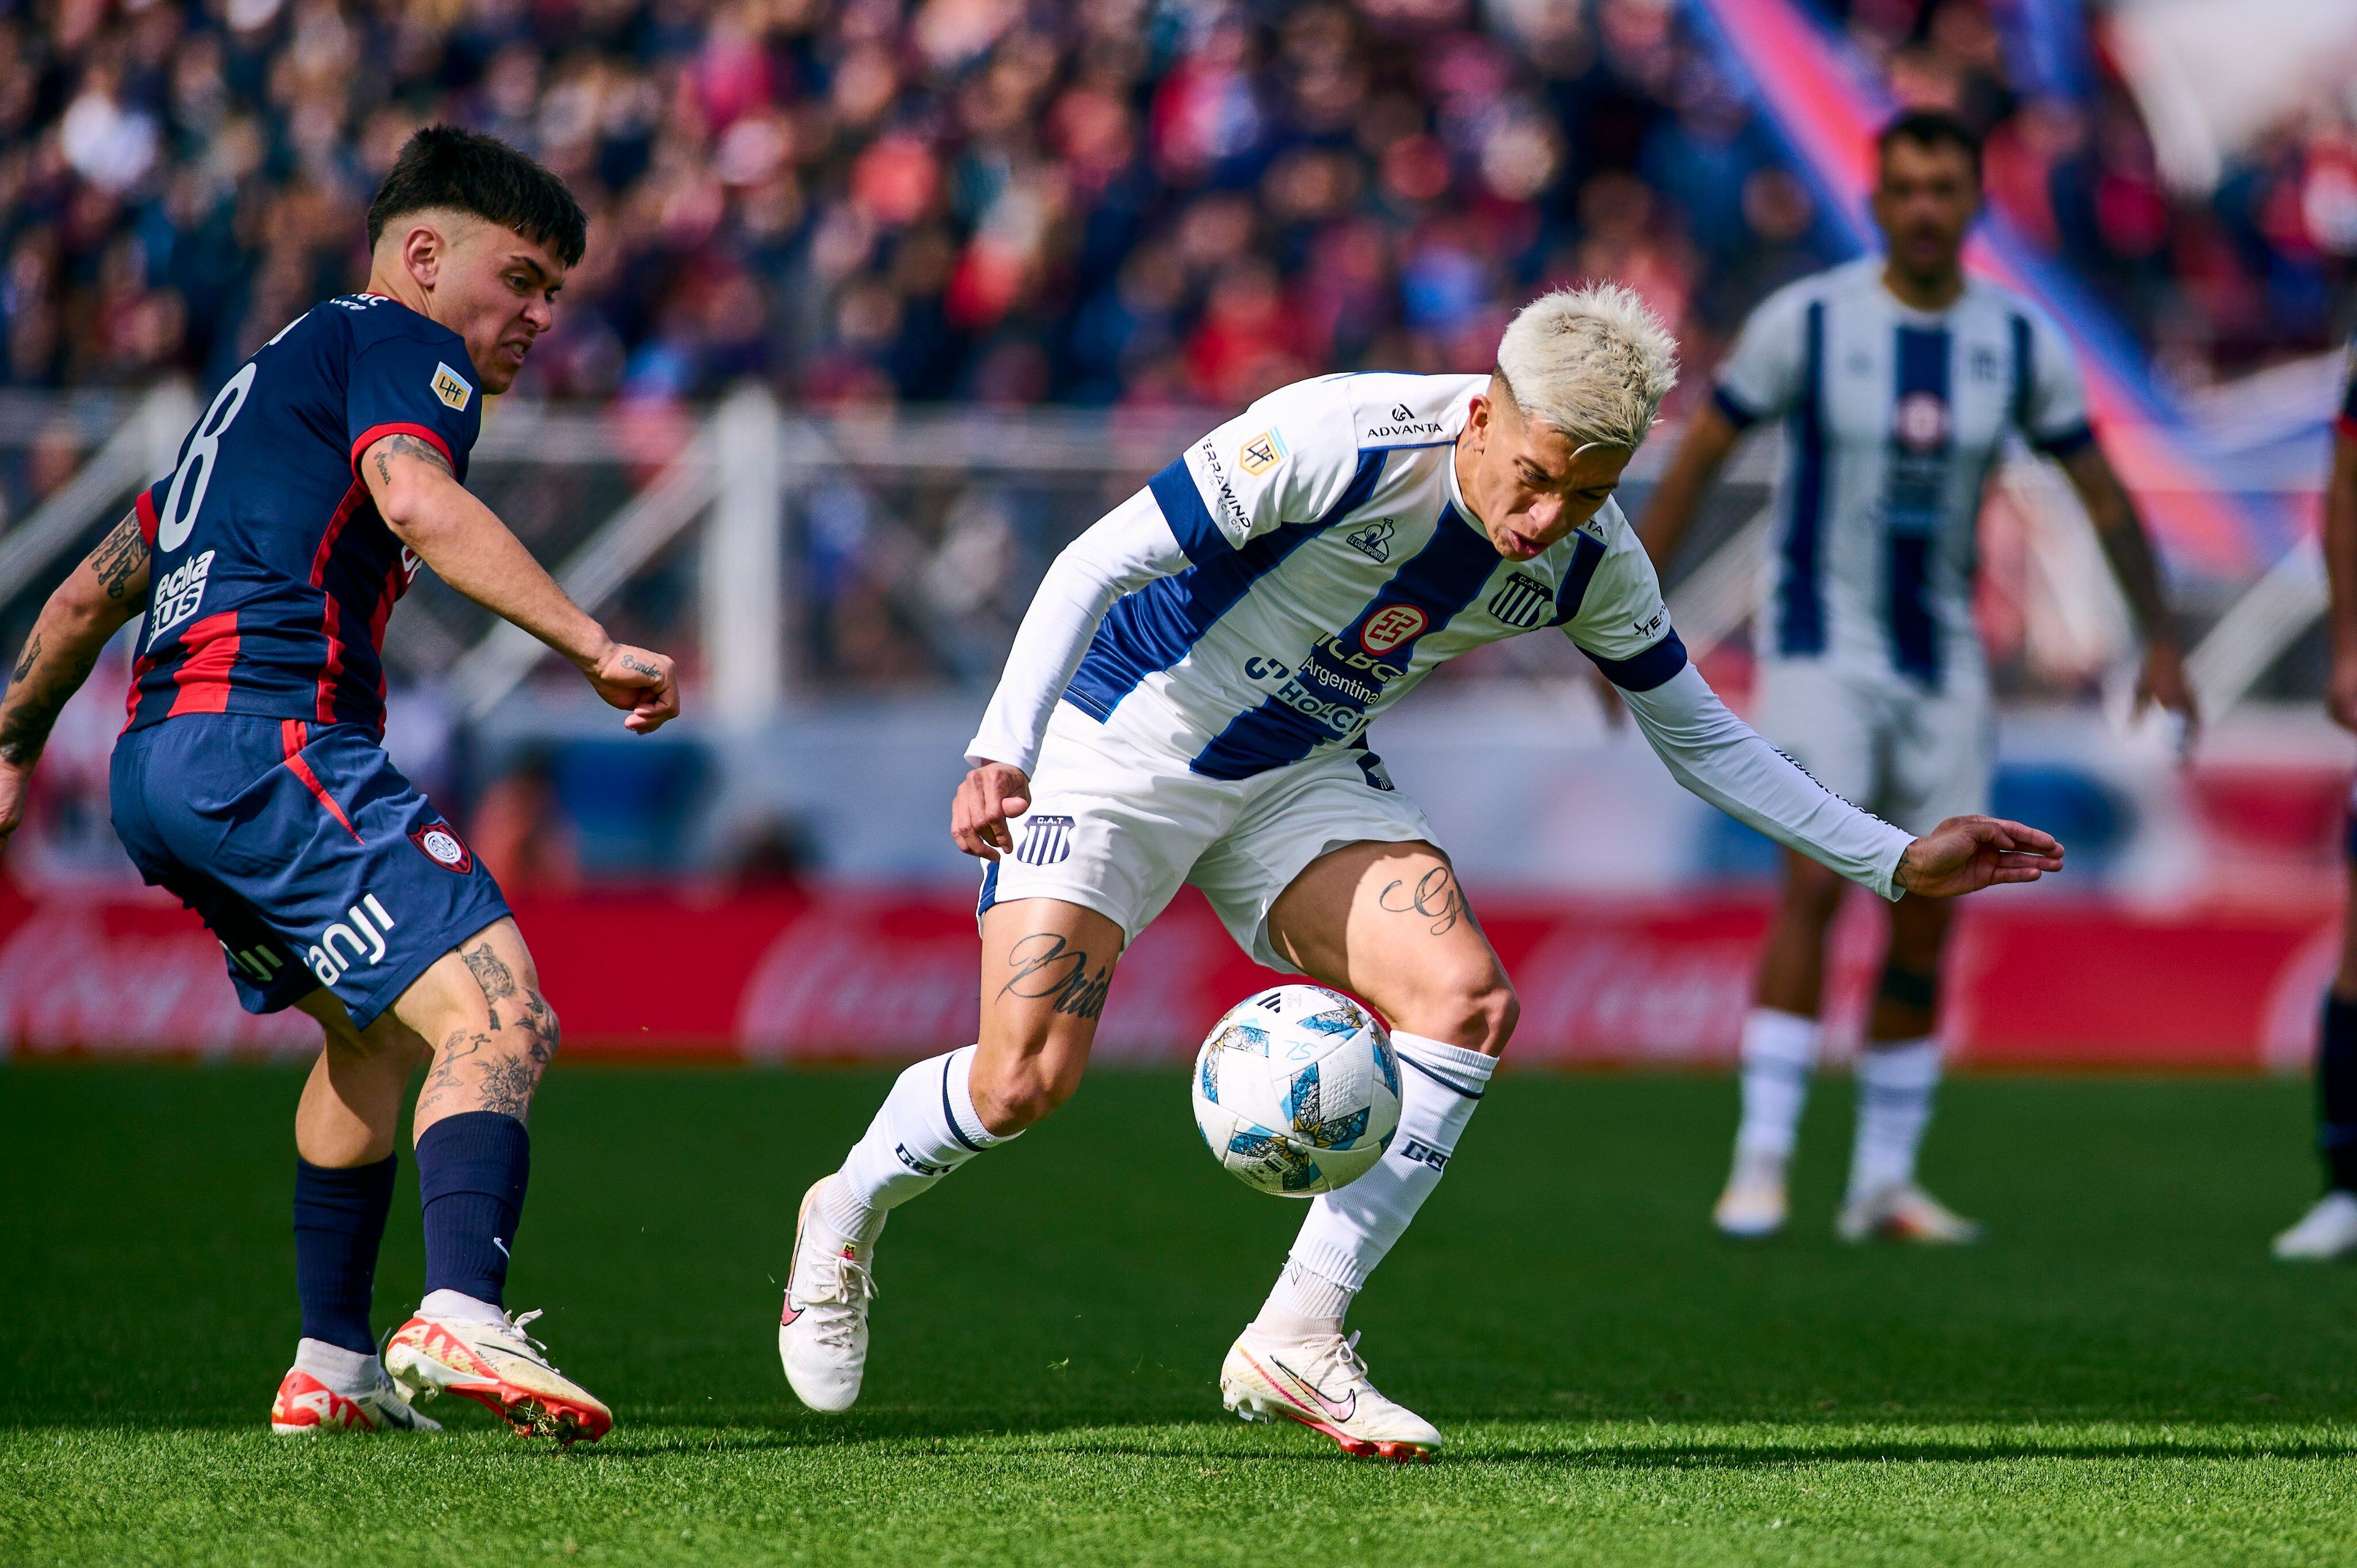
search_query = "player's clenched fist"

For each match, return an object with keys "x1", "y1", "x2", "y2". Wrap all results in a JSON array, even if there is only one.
[
  {"x1": 586, "y1": 643, "x2": 678, "y2": 733},
  {"x1": 1894, "y1": 815, "x2": 2066, "y2": 898},
  {"x1": 952, "y1": 761, "x2": 1031, "y2": 860}
]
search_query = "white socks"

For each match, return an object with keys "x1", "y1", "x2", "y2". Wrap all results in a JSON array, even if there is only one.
[
  {"x1": 1260, "y1": 1032, "x2": 1497, "y2": 1332},
  {"x1": 1846, "y1": 1037, "x2": 1941, "y2": 1203},
  {"x1": 419, "y1": 1288, "x2": 508, "y2": 1327},
  {"x1": 1734, "y1": 1008, "x2": 1820, "y2": 1162},
  {"x1": 293, "y1": 1337, "x2": 380, "y2": 1392},
  {"x1": 824, "y1": 1046, "x2": 1016, "y2": 1242}
]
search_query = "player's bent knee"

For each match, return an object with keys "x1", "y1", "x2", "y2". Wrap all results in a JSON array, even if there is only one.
[
  {"x1": 969, "y1": 1047, "x2": 1085, "y2": 1132},
  {"x1": 1398, "y1": 967, "x2": 1518, "y2": 1056}
]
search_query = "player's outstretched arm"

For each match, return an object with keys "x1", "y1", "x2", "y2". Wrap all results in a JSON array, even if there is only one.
[
  {"x1": 0, "y1": 510, "x2": 151, "y2": 843},
  {"x1": 361, "y1": 433, "x2": 677, "y2": 733},
  {"x1": 2057, "y1": 443, "x2": 2196, "y2": 742},
  {"x1": 1615, "y1": 659, "x2": 2063, "y2": 901},
  {"x1": 1891, "y1": 814, "x2": 2065, "y2": 898}
]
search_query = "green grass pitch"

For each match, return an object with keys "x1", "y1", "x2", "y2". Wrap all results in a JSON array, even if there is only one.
[{"x1": 6, "y1": 1062, "x2": 2357, "y2": 1566}]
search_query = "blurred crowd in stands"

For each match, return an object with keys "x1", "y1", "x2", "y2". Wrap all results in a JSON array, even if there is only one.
[{"x1": 6, "y1": 0, "x2": 2352, "y2": 415}]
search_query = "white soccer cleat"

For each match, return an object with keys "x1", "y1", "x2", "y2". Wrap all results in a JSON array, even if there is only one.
[
  {"x1": 1836, "y1": 1182, "x2": 1983, "y2": 1245},
  {"x1": 269, "y1": 1363, "x2": 443, "y2": 1435},
  {"x1": 384, "y1": 1307, "x2": 612, "y2": 1444},
  {"x1": 778, "y1": 1177, "x2": 882, "y2": 1413},
  {"x1": 2272, "y1": 1191, "x2": 2357, "y2": 1260},
  {"x1": 1220, "y1": 1326, "x2": 1441, "y2": 1463},
  {"x1": 1714, "y1": 1149, "x2": 1790, "y2": 1238}
]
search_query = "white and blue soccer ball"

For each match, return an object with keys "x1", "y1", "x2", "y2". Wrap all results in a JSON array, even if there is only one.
[{"x1": 1191, "y1": 985, "x2": 1401, "y2": 1197}]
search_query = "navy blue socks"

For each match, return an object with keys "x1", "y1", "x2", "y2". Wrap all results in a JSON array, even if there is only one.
[
  {"x1": 293, "y1": 1153, "x2": 397, "y2": 1355},
  {"x1": 416, "y1": 1112, "x2": 531, "y2": 1307},
  {"x1": 2320, "y1": 995, "x2": 2357, "y2": 1194}
]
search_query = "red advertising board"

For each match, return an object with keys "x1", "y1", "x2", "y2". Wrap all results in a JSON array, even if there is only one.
[{"x1": 0, "y1": 881, "x2": 2335, "y2": 1070}]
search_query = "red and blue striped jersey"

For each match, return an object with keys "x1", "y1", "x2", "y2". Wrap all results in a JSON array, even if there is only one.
[{"x1": 124, "y1": 295, "x2": 483, "y2": 735}]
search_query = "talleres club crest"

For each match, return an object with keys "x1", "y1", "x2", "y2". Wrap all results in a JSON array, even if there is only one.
[{"x1": 409, "y1": 822, "x2": 473, "y2": 874}]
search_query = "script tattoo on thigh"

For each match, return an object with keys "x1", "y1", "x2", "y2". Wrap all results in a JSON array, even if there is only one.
[
  {"x1": 1379, "y1": 865, "x2": 1467, "y2": 937},
  {"x1": 998, "y1": 933, "x2": 1113, "y2": 1020}
]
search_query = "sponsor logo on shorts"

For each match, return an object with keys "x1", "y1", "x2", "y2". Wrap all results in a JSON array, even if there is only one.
[
  {"x1": 304, "y1": 894, "x2": 397, "y2": 986},
  {"x1": 1488, "y1": 572, "x2": 1553, "y2": 630},
  {"x1": 432, "y1": 362, "x2": 473, "y2": 411},
  {"x1": 409, "y1": 822, "x2": 473, "y2": 874},
  {"x1": 1398, "y1": 1137, "x2": 1450, "y2": 1172},
  {"x1": 1014, "y1": 814, "x2": 1075, "y2": 866},
  {"x1": 1344, "y1": 518, "x2": 1394, "y2": 563},
  {"x1": 221, "y1": 940, "x2": 288, "y2": 985},
  {"x1": 147, "y1": 550, "x2": 216, "y2": 645},
  {"x1": 1238, "y1": 428, "x2": 1288, "y2": 475},
  {"x1": 1359, "y1": 604, "x2": 1427, "y2": 655},
  {"x1": 1356, "y1": 754, "x2": 1396, "y2": 792}
]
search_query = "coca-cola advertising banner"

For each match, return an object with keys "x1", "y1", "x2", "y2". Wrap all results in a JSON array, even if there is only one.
[{"x1": 0, "y1": 883, "x2": 2334, "y2": 1070}]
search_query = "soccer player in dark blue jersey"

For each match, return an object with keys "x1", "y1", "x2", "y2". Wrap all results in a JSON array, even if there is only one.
[
  {"x1": 0, "y1": 127, "x2": 677, "y2": 1441},
  {"x1": 2276, "y1": 344, "x2": 2357, "y2": 1260}
]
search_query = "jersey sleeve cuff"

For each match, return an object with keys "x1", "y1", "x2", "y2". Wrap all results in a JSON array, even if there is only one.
[
  {"x1": 350, "y1": 422, "x2": 455, "y2": 478},
  {"x1": 1710, "y1": 386, "x2": 1763, "y2": 431},
  {"x1": 135, "y1": 487, "x2": 159, "y2": 546},
  {"x1": 1584, "y1": 630, "x2": 1688, "y2": 692},
  {"x1": 2030, "y1": 421, "x2": 2095, "y2": 458}
]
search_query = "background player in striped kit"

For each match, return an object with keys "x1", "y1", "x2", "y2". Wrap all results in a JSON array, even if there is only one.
[
  {"x1": 1638, "y1": 110, "x2": 2196, "y2": 1245},
  {"x1": 2273, "y1": 339, "x2": 2357, "y2": 1260}
]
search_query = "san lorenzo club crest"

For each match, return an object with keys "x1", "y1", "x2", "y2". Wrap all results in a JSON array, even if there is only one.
[{"x1": 409, "y1": 822, "x2": 474, "y2": 874}]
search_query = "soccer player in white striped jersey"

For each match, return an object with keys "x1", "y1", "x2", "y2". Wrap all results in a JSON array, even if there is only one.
[
  {"x1": 775, "y1": 283, "x2": 2065, "y2": 1460},
  {"x1": 1639, "y1": 110, "x2": 2194, "y2": 1246}
]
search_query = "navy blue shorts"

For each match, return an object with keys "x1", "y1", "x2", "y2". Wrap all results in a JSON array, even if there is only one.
[{"x1": 110, "y1": 715, "x2": 511, "y2": 1029}]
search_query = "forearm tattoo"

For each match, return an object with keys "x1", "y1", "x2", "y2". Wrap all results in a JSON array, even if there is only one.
[
  {"x1": 998, "y1": 932, "x2": 1114, "y2": 1020},
  {"x1": 0, "y1": 512, "x2": 142, "y2": 765},
  {"x1": 1378, "y1": 865, "x2": 1469, "y2": 937}
]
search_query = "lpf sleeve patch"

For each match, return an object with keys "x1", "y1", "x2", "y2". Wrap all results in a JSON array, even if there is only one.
[
  {"x1": 409, "y1": 822, "x2": 475, "y2": 874},
  {"x1": 1238, "y1": 428, "x2": 1288, "y2": 475},
  {"x1": 431, "y1": 362, "x2": 474, "y2": 411}
]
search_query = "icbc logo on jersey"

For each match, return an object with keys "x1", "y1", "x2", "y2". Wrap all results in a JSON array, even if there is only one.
[
  {"x1": 1359, "y1": 604, "x2": 1428, "y2": 655},
  {"x1": 1894, "y1": 391, "x2": 1951, "y2": 452},
  {"x1": 409, "y1": 822, "x2": 474, "y2": 875}
]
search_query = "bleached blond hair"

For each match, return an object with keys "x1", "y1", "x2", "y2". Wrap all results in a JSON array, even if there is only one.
[{"x1": 1493, "y1": 283, "x2": 1680, "y2": 453}]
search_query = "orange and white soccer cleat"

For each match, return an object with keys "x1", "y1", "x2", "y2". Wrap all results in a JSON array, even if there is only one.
[
  {"x1": 269, "y1": 1365, "x2": 442, "y2": 1435},
  {"x1": 1220, "y1": 1326, "x2": 1441, "y2": 1463},
  {"x1": 384, "y1": 1307, "x2": 612, "y2": 1444},
  {"x1": 1837, "y1": 1182, "x2": 1984, "y2": 1245}
]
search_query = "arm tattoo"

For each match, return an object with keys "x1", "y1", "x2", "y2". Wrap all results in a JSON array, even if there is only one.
[
  {"x1": 89, "y1": 512, "x2": 150, "y2": 601},
  {"x1": 0, "y1": 510, "x2": 144, "y2": 766},
  {"x1": 1378, "y1": 866, "x2": 1469, "y2": 937},
  {"x1": 464, "y1": 941, "x2": 518, "y2": 1004},
  {"x1": 997, "y1": 933, "x2": 1114, "y2": 1019},
  {"x1": 369, "y1": 433, "x2": 453, "y2": 489}
]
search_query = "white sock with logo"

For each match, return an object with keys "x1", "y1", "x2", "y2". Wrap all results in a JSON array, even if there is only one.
[
  {"x1": 1846, "y1": 1037, "x2": 1942, "y2": 1203},
  {"x1": 1258, "y1": 1033, "x2": 1496, "y2": 1332},
  {"x1": 1734, "y1": 1008, "x2": 1822, "y2": 1163},
  {"x1": 825, "y1": 1046, "x2": 1016, "y2": 1243}
]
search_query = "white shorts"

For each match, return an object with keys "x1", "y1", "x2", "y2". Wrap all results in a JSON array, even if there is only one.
[
  {"x1": 1753, "y1": 656, "x2": 1992, "y2": 838},
  {"x1": 978, "y1": 701, "x2": 1440, "y2": 970}
]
